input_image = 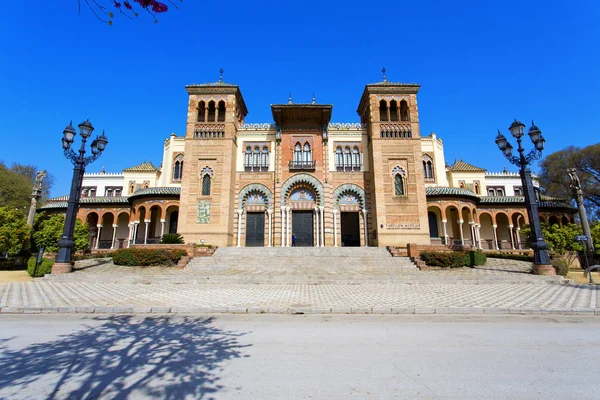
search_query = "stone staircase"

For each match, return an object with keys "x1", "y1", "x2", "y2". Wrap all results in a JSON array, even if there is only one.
[{"x1": 41, "y1": 247, "x2": 568, "y2": 285}]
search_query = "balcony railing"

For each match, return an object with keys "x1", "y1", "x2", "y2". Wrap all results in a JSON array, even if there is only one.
[{"x1": 289, "y1": 160, "x2": 316, "y2": 170}]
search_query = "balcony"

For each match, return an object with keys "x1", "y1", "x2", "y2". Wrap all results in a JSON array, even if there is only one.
[{"x1": 289, "y1": 160, "x2": 316, "y2": 170}]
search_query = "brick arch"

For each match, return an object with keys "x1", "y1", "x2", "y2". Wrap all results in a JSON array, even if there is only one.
[
  {"x1": 281, "y1": 173, "x2": 324, "y2": 206},
  {"x1": 238, "y1": 183, "x2": 273, "y2": 210},
  {"x1": 332, "y1": 183, "x2": 366, "y2": 210}
]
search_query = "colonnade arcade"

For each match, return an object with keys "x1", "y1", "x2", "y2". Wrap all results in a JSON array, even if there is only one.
[
  {"x1": 427, "y1": 202, "x2": 528, "y2": 250},
  {"x1": 83, "y1": 201, "x2": 180, "y2": 249},
  {"x1": 235, "y1": 175, "x2": 369, "y2": 247}
]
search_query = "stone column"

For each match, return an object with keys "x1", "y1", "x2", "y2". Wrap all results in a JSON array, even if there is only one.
[
  {"x1": 127, "y1": 223, "x2": 133, "y2": 248},
  {"x1": 267, "y1": 209, "x2": 272, "y2": 247},
  {"x1": 95, "y1": 225, "x2": 103, "y2": 250},
  {"x1": 314, "y1": 207, "x2": 320, "y2": 247},
  {"x1": 133, "y1": 222, "x2": 139, "y2": 246},
  {"x1": 236, "y1": 209, "x2": 243, "y2": 247},
  {"x1": 362, "y1": 209, "x2": 369, "y2": 247},
  {"x1": 160, "y1": 219, "x2": 166, "y2": 238},
  {"x1": 509, "y1": 224, "x2": 515, "y2": 249},
  {"x1": 320, "y1": 206, "x2": 325, "y2": 247},
  {"x1": 281, "y1": 206, "x2": 286, "y2": 247},
  {"x1": 475, "y1": 224, "x2": 482, "y2": 249},
  {"x1": 111, "y1": 224, "x2": 118, "y2": 249},
  {"x1": 458, "y1": 220, "x2": 464, "y2": 245},
  {"x1": 516, "y1": 227, "x2": 522, "y2": 249},
  {"x1": 469, "y1": 222, "x2": 475, "y2": 247},
  {"x1": 333, "y1": 210, "x2": 338, "y2": 247},
  {"x1": 286, "y1": 207, "x2": 291, "y2": 247},
  {"x1": 442, "y1": 220, "x2": 448, "y2": 245},
  {"x1": 144, "y1": 220, "x2": 150, "y2": 245},
  {"x1": 492, "y1": 224, "x2": 498, "y2": 250}
]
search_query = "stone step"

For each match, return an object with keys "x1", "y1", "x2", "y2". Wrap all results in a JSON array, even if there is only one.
[{"x1": 41, "y1": 273, "x2": 566, "y2": 285}]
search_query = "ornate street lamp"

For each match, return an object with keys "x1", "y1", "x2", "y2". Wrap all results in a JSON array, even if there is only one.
[
  {"x1": 52, "y1": 120, "x2": 108, "y2": 274},
  {"x1": 495, "y1": 120, "x2": 554, "y2": 275}
]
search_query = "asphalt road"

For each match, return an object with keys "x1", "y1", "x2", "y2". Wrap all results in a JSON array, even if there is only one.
[{"x1": 0, "y1": 314, "x2": 598, "y2": 399}]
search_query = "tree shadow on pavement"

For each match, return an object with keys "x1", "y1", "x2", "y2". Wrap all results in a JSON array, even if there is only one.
[{"x1": 0, "y1": 315, "x2": 250, "y2": 399}]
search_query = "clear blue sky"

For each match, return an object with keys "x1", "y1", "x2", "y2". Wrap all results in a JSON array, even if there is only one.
[{"x1": 0, "y1": 0, "x2": 598, "y2": 197}]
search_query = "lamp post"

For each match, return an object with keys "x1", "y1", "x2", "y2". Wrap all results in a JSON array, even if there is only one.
[
  {"x1": 495, "y1": 120, "x2": 554, "y2": 275},
  {"x1": 52, "y1": 120, "x2": 108, "y2": 274}
]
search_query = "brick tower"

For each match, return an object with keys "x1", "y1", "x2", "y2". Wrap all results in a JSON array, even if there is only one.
[{"x1": 357, "y1": 72, "x2": 430, "y2": 246}]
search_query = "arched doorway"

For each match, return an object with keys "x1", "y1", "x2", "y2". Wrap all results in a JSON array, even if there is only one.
[
  {"x1": 290, "y1": 187, "x2": 315, "y2": 247},
  {"x1": 428, "y1": 211, "x2": 439, "y2": 238}
]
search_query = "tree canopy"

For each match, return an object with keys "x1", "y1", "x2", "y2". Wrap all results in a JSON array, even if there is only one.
[
  {"x1": 32, "y1": 213, "x2": 90, "y2": 253},
  {"x1": 539, "y1": 143, "x2": 600, "y2": 220},
  {"x1": 0, "y1": 207, "x2": 29, "y2": 256},
  {"x1": 0, "y1": 161, "x2": 54, "y2": 212},
  {"x1": 80, "y1": 0, "x2": 182, "y2": 24}
]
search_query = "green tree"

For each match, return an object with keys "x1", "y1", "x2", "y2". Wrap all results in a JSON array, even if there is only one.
[
  {"x1": 0, "y1": 207, "x2": 29, "y2": 256},
  {"x1": 539, "y1": 143, "x2": 600, "y2": 220},
  {"x1": 0, "y1": 162, "x2": 32, "y2": 212},
  {"x1": 521, "y1": 223, "x2": 586, "y2": 256},
  {"x1": 32, "y1": 214, "x2": 90, "y2": 253}
]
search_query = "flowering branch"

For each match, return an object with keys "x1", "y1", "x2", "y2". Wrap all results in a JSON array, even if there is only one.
[{"x1": 78, "y1": 0, "x2": 181, "y2": 24}]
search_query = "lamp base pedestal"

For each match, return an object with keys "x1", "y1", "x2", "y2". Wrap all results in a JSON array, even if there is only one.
[
  {"x1": 533, "y1": 264, "x2": 556, "y2": 276},
  {"x1": 51, "y1": 262, "x2": 73, "y2": 274}
]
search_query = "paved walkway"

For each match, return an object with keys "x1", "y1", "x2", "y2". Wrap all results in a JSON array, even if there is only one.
[{"x1": 0, "y1": 281, "x2": 598, "y2": 315}]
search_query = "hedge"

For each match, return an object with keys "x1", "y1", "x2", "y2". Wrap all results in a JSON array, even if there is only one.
[
  {"x1": 485, "y1": 252, "x2": 534, "y2": 262},
  {"x1": 27, "y1": 256, "x2": 54, "y2": 277},
  {"x1": 420, "y1": 250, "x2": 487, "y2": 268},
  {"x1": 112, "y1": 248, "x2": 188, "y2": 266}
]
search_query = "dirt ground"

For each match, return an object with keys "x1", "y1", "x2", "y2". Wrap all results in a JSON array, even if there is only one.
[{"x1": 0, "y1": 270, "x2": 33, "y2": 283}]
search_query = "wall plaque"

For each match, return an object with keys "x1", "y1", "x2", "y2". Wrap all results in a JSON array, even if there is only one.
[{"x1": 197, "y1": 200, "x2": 210, "y2": 224}]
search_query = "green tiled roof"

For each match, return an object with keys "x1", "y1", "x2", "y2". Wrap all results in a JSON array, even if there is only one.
[
  {"x1": 367, "y1": 81, "x2": 421, "y2": 87},
  {"x1": 479, "y1": 196, "x2": 524, "y2": 203},
  {"x1": 123, "y1": 161, "x2": 158, "y2": 172},
  {"x1": 39, "y1": 196, "x2": 130, "y2": 211},
  {"x1": 186, "y1": 81, "x2": 238, "y2": 88},
  {"x1": 448, "y1": 160, "x2": 486, "y2": 172},
  {"x1": 128, "y1": 187, "x2": 181, "y2": 200},
  {"x1": 426, "y1": 187, "x2": 478, "y2": 198}
]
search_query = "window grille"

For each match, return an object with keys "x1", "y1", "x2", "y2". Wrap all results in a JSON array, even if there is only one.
[
  {"x1": 394, "y1": 174, "x2": 404, "y2": 196},
  {"x1": 201, "y1": 174, "x2": 211, "y2": 196}
]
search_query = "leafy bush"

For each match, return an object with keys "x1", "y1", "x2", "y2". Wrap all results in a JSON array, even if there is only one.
[
  {"x1": 27, "y1": 256, "x2": 54, "y2": 277},
  {"x1": 32, "y1": 213, "x2": 90, "y2": 253},
  {"x1": 470, "y1": 250, "x2": 487, "y2": 266},
  {"x1": 420, "y1": 251, "x2": 470, "y2": 268},
  {"x1": 420, "y1": 250, "x2": 487, "y2": 268},
  {"x1": 160, "y1": 233, "x2": 184, "y2": 244},
  {"x1": 552, "y1": 259, "x2": 569, "y2": 277},
  {"x1": 0, "y1": 207, "x2": 29, "y2": 256},
  {"x1": 485, "y1": 252, "x2": 534, "y2": 262},
  {"x1": 112, "y1": 248, "x2": 188, "y2": 266}
]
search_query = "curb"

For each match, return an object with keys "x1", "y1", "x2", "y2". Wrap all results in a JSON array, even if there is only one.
[{"x1": 0, "y1": 306, "x2": 598, "y2": 316}]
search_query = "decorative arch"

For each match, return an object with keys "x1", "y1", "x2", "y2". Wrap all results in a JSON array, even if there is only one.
[
  {"x1": 238, "y1": 183, "x2": 273, "y2": 210},
  {"x1": 281, "y1": 173, "x2": 324, "y2": 206},
  {"x1": 333, "y1": 183, "x2": 366, "y2": 210}
]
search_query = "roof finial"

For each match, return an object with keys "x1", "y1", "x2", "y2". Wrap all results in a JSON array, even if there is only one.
[
  {"x1": 382, "y1": 67, "x2": 387, "y2": 82},
  {"x1": 312, "y1": 93, "x2": 316, "y2": 104},
  {"x1": 288, "y1": 93, "x2": 292, "y2": 104},
  {"x1": 219, "y1": 68, "x2": 224, "y2": 83}
]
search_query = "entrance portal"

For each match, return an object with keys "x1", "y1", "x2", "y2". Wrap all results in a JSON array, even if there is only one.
[
  {"x1": 292, "y1": 211, "x2": 314, "y2": 247},
  {"x1": 245, "y1": 212, "x2": 265, "y2": 247},
  {"x1": 341, "y1": 212, "x2": 360, "y2": 247}
]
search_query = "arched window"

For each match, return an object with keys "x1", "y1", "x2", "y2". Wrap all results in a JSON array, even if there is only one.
[
  {"x1": 400, "y1": 100, "x2": 409, "y2": 121},
  {"x1": 392, "y1": 166, "x2": 406, "y2": 196},
  {"x1": 294, "y1": 142, "x2": 302, "y2": 164},
  {"x1": 207, "y1": 101, "x2": 216, "y2": 121},
  {"x1": 379, "y1": 100, "x2": 389, "y2": 122},
  {"x1": 262, "y1": 146, "x2": 269, "y2": 170},
  {"x1": 303, "y1": 142, "x2": 312, "y2": 163},
  {"x1": 335, "y1": 146, "x2": 343, "y2": 171},
  {"x1": 173, "y1": 155, "x2": 184, "y2": 181},
  {"x1": 197, "y1": 101, "x2": 206, "y2": 122},
  {"x1": 394, "y1": 174, "x2": 404, "y2": 196},
  {"x1": 422, "y1": 155, "x2": 433, "y2": 179},
  {"x1": 217, "y1": 100, "x2": 226, "y2": 122},
  {"x1": 244, "y1": 146, "x2": 252, "y2": 171},
  {"x1": 474, "y1": 181, "x2": 481, "y2": 195},
  {"x1": 389, "y1": 100, "x2": 399, "y2": 121},
  {"x1": 253, "y1": 146, "x2": 260, "y2": 169},
  {"x1": 352, "y1": 147, "x2": 360, "y2": 171},
  {"x1": 201, "y1": 174, "x2": 211, "y2": 195},
  {"x1": 344, "y1": 146, "x2": 351, "y2": 168}
]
